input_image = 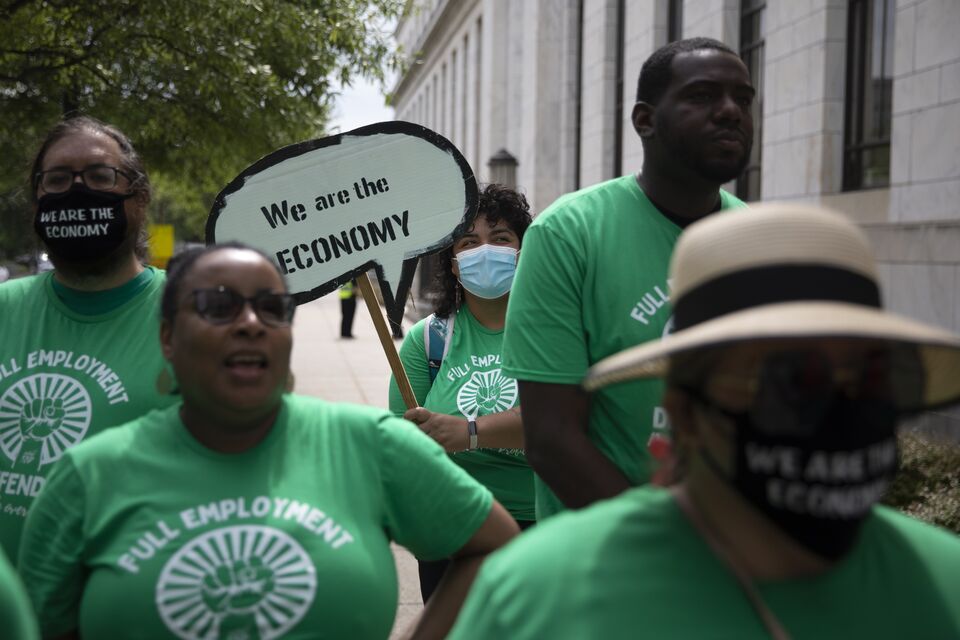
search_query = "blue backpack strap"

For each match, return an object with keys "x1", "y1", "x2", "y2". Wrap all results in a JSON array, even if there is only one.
[{"x1": 425, "y1": 312, "x2": 455, "y2": 384}]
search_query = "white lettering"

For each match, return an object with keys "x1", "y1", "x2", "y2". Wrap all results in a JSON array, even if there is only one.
[
  {"x1": 218, "y1": 499, "x2": 238, "y2": 520},
  {"x1": 180, "y1": 507, "x2": 201, "y2": 530},
  {"x1": 469, "y1": 354, "x2": 502, "y2": 367},
  {"x1": 652, "y1": 407, "x2": 670, "y2": 432},
  {"x1": 251, "y1": 496, "x2": 271, "y2": 517},
  {"x1": 766, "y1": 478, "x2": 890, "y2": 517},
  {"x1": 175, "y1": 496, "x2": 356, "y2": 551},
  {"x1": 197, "y1": 503, "x2": 221, "y2": 526},
  {"x1": 118, "y1": 554, "x2": 139, "y2": 574},
  {"x1": 745, "y1": 443, "x2": 800, "y2": 478},
  {"x1": 630, "y1": 283, "x2": 671, "y2": 325},
  {"x1": 332, "y1": 531, "x2": 355, "y2": 549},
  {"x1": 0, "y1": 472, "x2": 45, "y2": 497},
  {"x1": 273, "y1": 497, "x2": 290, "y2": 518},
  {"x1": 284, "y1": 501, "x2": 310, "y2": 523},
  {"x1": 304, "y1": 507, "x2": 325, "y2": 532}
]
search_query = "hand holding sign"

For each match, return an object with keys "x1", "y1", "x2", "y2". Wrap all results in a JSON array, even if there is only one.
[{"x1": 207, "y1": 122, "x2": 477, "y2": 408}]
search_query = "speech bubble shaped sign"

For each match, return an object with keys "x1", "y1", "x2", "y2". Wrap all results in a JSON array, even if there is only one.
[{"x1": 207, "y1": 121, "x2": 477, "y2": 328}]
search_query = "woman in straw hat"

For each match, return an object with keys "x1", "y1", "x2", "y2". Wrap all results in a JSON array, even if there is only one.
[{"x1": 449, "y1": 204, "x2": 960, "y2": 640}]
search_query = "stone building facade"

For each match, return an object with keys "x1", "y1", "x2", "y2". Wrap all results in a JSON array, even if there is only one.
[{"x1": 392, "y1": 0, "x2": 960, "y2": 432}]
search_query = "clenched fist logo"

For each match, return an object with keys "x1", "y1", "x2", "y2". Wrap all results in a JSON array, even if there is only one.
[
  {"x1": 474, "y1": 381, "x2": 500, "y2": 413},
  {"x1": 20, "y1": 398, "x2": 66, "y2": 441},
  {"x1": 457, "y1": 370, "x2": 518, "y2": 418},
  {"x1": 156, "y1": 525, "x2": 317, "y2": 640},
  {"x1": 201, "y1": 557, "x2": 276, "y2": 614},
  {"x1": 0, "y1": 373, "x2": 91, "y2": 471}
]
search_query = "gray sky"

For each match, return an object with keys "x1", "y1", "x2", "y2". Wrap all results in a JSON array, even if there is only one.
[{"x1": 328, "y1": 76, "x2": 395, "y2": 134}]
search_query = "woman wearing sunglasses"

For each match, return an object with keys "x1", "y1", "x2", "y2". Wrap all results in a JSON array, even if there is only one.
[
  {"x1": 19, "y1": 243, "x2": 519, "y2": 639},
  {"x1": 388, "y1": 184, "x2": 535, "y2": 603},
  {"x1": 451, "y1": 205, "x2": 960, "y2": 639}
]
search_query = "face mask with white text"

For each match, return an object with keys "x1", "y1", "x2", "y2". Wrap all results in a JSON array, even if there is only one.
[{"x1": 35, "y1": 184, "x2": 131, "y2": 262}]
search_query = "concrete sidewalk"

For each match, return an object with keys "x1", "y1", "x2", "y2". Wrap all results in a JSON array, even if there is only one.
[{"x1": 289, "y1": 291, "x2": 422, "y2": 638}]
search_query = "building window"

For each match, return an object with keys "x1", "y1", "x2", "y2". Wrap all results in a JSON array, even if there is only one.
[
  {"x1": 843, "y1": 0, "x2": 895, "y2": 191},
  {"x1": 737, "y1": 0, "x2": 764, "y2": 202},
  {"x1": 450, "y1": 50, "x2": 457, "y2": 145},
  {"x1": 668, "y1": 0, "x2": 683, "y2": 42},
  {"x1": 462, "y1": 33, "x2": 469, "y2": 148},
  {"x1": 441, "y1": 62, "x2": 447, "y2": 136}
]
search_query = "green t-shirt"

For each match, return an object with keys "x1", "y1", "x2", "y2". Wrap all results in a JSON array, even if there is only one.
[
  {"x1": 19, "y1": 395, "x2": 493, "y2": 639},
  {"x1": 502, "y1": 175, "x2": 746, "y2": 518},
  {"x1": 451, "y1": 486, "x2": 960, "y2": 639},
  {"x1": 389, "y1": 306, "x2": 534, "y2": 521},
  {"x1": 0, "y1": 268, "x2": 176, "y2": 560},
  {"x1": 0, "y1": 547, "x2": 38, "y2": 640}
]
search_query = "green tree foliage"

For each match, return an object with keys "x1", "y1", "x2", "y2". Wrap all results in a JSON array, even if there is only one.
[{"x1": 0, "y1": 0, "x2": 402, "y2": 257}]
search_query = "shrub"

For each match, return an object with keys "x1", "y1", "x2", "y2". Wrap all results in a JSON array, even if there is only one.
[{"x1": 884, "y1": 432, "x2": 960, "y2": 534}]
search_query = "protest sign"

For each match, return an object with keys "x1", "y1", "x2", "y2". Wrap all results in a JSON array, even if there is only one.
[{"x1": 207, "y1": 121, "x2": 478, "y2": 331}]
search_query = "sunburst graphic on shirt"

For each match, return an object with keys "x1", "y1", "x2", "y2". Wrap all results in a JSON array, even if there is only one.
[
  {"x1": 457, "y1": 369, "x2": 518, "y2": 417},
  {"x1": 156, "y1": 525, "x2": 317, "y2": 640},
  {"x1": 0, "y1": 373, "x2": 91, "y2": 469}
]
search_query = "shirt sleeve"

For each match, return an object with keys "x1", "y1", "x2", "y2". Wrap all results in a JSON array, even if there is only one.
[
  {"x1": 502, "y1": 223, "x2": 590, "y2": 384},
  {"x1": 388, "y1": 318, "x2": 432, "y2": 416},
  {"x1": 446, "y1": 559, "x2": 511, "y2": 639},
  {"x1": 375, "y1": 415, "x2": 493, "y2": 560},
  {"x1": 0, "y1": 548, "x2": 39, "y2": 640},
  {"x1": 17, "y1": 457, "x2": 87, "y2": 638}
]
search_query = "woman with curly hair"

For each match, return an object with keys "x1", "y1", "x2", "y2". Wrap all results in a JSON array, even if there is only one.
[{"x1": 389, "y1": 183, "x2": 535, "y2": 602}]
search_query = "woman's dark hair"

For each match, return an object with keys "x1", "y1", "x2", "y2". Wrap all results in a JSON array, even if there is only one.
[
  {"x1": 161, "y1": 242, "x2": 288, "y2": 324},
  {"x1": 29, "y1": 115, "x2": 151, "y2": 204},
  {"x1": 431, "y1": 183, "x2": 533, "y2": 318}
]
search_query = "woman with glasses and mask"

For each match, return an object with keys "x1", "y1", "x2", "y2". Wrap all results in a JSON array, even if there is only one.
[
  {"x1": 451, "y1": 204, "x2": 960, "y2": 639},
  {"x1": 0, "y1": 117, "x2": 176, "y2": 563},
  {"x1": 19, "y1": 243, "x2": 518, "y2": 639},
  {"x1": 388, "y1": 184, "x2": 535, "y2": 603}
]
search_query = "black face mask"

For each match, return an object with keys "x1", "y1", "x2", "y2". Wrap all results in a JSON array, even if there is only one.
[
  {"x1": 35, "y1": 184, "x2": 131, "y2": 262},
  {"x1": 694, "y1": 392, "x2": 899, "y2": 560}
]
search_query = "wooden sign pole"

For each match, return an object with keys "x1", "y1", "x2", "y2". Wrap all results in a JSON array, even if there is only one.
[{"x1": 356, "y1": 271, "x2": 418, "y2": 410}]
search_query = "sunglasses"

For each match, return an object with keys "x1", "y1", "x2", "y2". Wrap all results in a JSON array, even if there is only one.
[
  {"x1": 189, "y1": 286, "x2": 296, "y2": 327},
  {"x1": 694, "y1": 345, "x2": 925, "y2": 436}
]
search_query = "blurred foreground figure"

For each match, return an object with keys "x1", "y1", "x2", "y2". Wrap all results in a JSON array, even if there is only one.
[{"x1": 452, "y1": 204, "x2": 960, "y2": 639}]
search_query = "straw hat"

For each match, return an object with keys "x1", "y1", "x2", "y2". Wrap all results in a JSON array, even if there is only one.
[{"x1": 583, "y1": 203, "x2": 960, "y2": 411}]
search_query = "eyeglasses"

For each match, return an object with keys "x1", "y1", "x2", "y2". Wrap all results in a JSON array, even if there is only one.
[
  {"x1": 36, "y1": 166, "x2": 133, "y2": 194},
  {"x1": 189, "y1": 286, "x2": 296, "y2": 327},
  {"x1": 692, "y1": 346, "x2": 924, "y2": 436}
]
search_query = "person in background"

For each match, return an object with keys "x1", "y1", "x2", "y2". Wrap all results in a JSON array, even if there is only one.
[
  {"x1": 389, "y1": 184, "x2": 534, "y2": 602},
  {"x1": 502, "y1": 38, "x2": 754, "y2": 520},
  {"x1": 19, "y1": 243, "x2": 518, "y2": 640},
  {"x1": 0, "y1": 116, "x2": 176, "y2": 561},
  {"x1": 339, "y1": 278, "x2": 357, "y2": 338},
  {"x1": 451, "y1": 204, "x2": 960, "y2": 639}
]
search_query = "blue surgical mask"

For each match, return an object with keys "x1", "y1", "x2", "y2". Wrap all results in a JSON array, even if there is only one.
[{"x1": 454, "y1": 244, "x2": 519, "y2": 299}]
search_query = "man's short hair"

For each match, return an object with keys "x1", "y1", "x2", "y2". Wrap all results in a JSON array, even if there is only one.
[{"x1": 636, "y1": 37, "x2": 739, "y2": 105}]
